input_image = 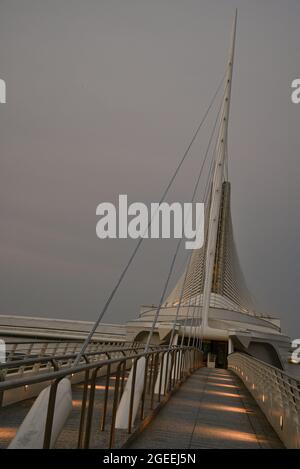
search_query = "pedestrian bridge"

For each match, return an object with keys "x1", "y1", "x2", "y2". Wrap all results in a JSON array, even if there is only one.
[
  {"x1": 1, "y1": 13, "x2": 299, "y2": 448},
  {"x1": 0, "y1": 346, "x2": 299, "y2": 449},
  {"x1": 128, "y1": 368, "x2": 282, "y2": 449}
]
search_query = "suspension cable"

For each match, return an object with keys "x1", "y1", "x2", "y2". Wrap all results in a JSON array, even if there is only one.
[
  {"x1": 174, "y1": 86, "x2": 226, "y2": 350},
  {"x1": 166, "y1": 92, "x2": 224, "y2": 349},
  {"x1": 73, "y1": 71, "x2": 227, "y2": 365}
]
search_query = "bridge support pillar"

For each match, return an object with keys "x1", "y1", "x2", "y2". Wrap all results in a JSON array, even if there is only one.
[
  {"x1": 8, "y1": 378, "x2": 72, "y2": 449},
  {"x1": 115, "y1": 356, "x2": 146, "y2": 430},
  {"x1": 154, "y1": 335, "x2": 179, "y2": 395}
]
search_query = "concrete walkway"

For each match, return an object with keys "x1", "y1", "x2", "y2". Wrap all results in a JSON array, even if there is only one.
[{"x1": 129, "y1": 368, "x2": 284, "y2": 449}]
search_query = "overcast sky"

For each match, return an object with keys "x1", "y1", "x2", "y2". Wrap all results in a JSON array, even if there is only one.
[{"x1": 0, "y1": 0, "x2": 299, "y2": 338}]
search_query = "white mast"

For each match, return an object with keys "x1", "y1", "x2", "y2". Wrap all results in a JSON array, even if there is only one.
[{"x1": 201, "y1": 9, "x2": 237, "y2": 329}]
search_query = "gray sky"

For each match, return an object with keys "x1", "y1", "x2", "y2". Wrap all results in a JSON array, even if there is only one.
[{"x1": 0, "y1": 0, "x2": 299, "y2": 338}]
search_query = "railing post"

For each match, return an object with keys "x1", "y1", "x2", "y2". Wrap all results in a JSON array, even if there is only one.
[
  {"x1": 157, "y1": 352, "x2": 164, "y2": 402},
  {"x1": 147, "y1": 353, "x2": 154, "y2": 395},
  {"x1": 175, "y1": 349, "x2": 180, "y2": 384},
  {"x1": 43, "y1": 380, "x2": 60, "y2": 449},
  {"x1": 150, "y1": 352, "x2": 159, "y2": 409},
  {"x1": 163, "y1": 351, "x2": 171, "y2": 395},
  {"x1": 140, "y1": 355, "x2": 149, "y2": 421},
  {"x1": 0, "y1": 371, "x2": 5, "y2": 408},
  {"x1": 127, "y1": 358, "x2": 138, "y2": 433},
  {"x1": 77, "y1": 369, "x2": 90, "y2": 448},
  {"x1": 179, "y1": 348, "x2": 185, "y2": 380},
  {"x1": 83, "y1": 366, "x2": 101, "y2": 448},
  {"x1": 100, "y1": 363, "x2": 111, "y2": 432},
  {"x1": 109, "y1": 363, "x2": 122, "y2": 448},
  {"x1": 167, "y1": 350, "x2": 175, "y2": 392}
]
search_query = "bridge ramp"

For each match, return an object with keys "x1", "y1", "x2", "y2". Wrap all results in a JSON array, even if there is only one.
[{"x1": 129, "y1": 368, "x2": 284, "y2": 449}]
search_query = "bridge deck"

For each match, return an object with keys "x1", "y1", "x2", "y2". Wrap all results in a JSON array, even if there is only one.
[
  {"x1": 129, "y1": 368, "x2": 284, "y2": 449},
  {"x1": 0, "y1": 367, "x2": 284, "y2": 449}
]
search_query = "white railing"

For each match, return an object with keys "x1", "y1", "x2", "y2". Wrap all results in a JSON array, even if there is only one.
[
  {"x1": 228, "y1": 352, "x2": 300, "y2": 448},
  {"x1": 0, "y1": 341, "x2": 141, "y2": 406},
  {"x1": 4, "y1": 339, "x2": 131, "y2": 361}
]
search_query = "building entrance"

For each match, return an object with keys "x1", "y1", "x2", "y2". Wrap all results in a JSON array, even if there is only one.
[{"x1": 202, "y1": 340, "x2": 228, "y2": 368}]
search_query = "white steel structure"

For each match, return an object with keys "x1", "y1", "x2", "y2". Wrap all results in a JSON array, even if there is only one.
[{"x1": 125, "y1": 11, "x2": 296, "y2": 377}]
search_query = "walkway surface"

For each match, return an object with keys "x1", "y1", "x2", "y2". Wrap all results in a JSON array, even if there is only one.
[{"x1": 129, "y1": 368, "x2": 284, "y2": 449}]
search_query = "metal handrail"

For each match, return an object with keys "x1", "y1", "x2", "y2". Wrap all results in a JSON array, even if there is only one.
[
  {"x1": 3, "y1": 339, "x2": 139, "y2": 361},
  {"x1": 0, "y1": 345, "x2": 203, "y2": 449},
  {"x1": 0, "y1": 345, "x2": 187, "y2": 390},
  {"x1": 228, "y1": 352, "x2": 300, "y2": 449},
  {"x1": 0, "y1": 345, "x2": 149, "y2": 371},
  {"x1": 0, "y1": 344, "x2": 156, "y2": 408}
]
